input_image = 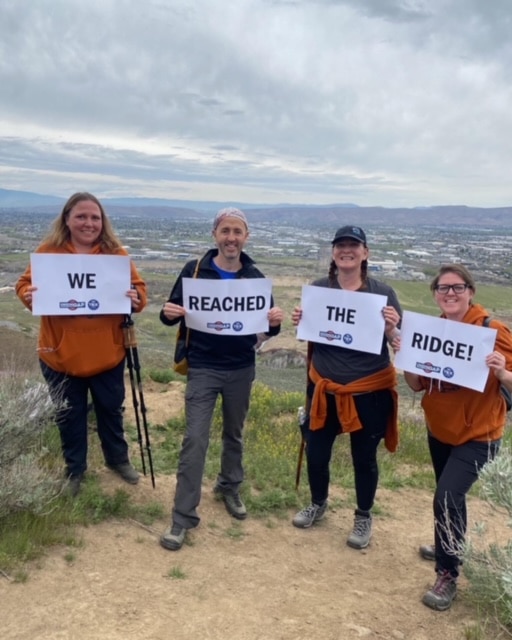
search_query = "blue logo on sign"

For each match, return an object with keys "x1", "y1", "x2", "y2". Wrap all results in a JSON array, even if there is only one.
[
  {"x1": 88, "y1": 299, "x2": 100, "y2": 311},
  {"x1": 342, "y1": 334, "x2": 353, "y2": 345},
  {"x1": 443, "y1": 367, "x2": 455, "y2": 379},
  {"x1": 233, "y1": 321, "x2": 243, "y2": 332}
]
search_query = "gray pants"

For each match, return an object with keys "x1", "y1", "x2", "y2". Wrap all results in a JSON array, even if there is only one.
[{"x1": 172, "y1": 365, "x2": 255, "y2": 529}]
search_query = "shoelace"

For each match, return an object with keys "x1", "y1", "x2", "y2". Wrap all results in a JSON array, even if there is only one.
[
  {"x1": 302, "y1": 505, "x2": 319, "y2": 518},
  {"x1": 432, "y1": 572, "x2": 455, "y2": 595},
  {"x1": 353, "y1": 515, "x2": 370, "y2": 535},
  {"x1": 170, "y1": 524, "x2": 184, "y2": 536},
  {"x1": 232, "y1": 494, "x2": 243, "y2": 507}
]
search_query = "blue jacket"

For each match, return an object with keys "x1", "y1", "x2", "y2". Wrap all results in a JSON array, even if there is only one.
[{"x1": 160, "y1": 248, "x2": 280, "y2": 370}]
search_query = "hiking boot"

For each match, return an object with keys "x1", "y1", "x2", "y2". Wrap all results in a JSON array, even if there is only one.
[
  {"x1": 422, "y1": 570, "x2": 457, "y2": 611},
  {"x1": 292, "y1": 502, "x2": 327, "y2": 528},
  {"x1": 214, "y1": 486, "x2": 247, "y2": 520},
  {"x1": 160, "y1": 523, "x2": 186, "y2": 551},
  {"x1": 419, "y1": 544, "x2": 436, "y2": 561},
  {"x1": 107, "y1": 462, "x2": 139, "y2": 484},
  {"x1": 347, "y1": 509, "x2": 372, "y2": 549},
  {"x1": 66, "y1": 474, "x2": 83, "y2": 497}
]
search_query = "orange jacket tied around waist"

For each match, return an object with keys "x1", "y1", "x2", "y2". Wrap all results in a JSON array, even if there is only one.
[{"x1": 308, "y1": 362, "x2": 399, "y2": 453}]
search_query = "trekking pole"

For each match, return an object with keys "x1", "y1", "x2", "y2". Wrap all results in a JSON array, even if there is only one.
[
  {"x1": 295, "y1": 410, "x2": 306, "y2": 491},
  {"x1": 295, "y1": 342, "x2": 313, "y2": 491},
  {"x1": 123, "y1": 316, "x2": 146, "y2": 476},
  {"x1": 122, "y1": 315, "x2": 155, "y2": 488}
]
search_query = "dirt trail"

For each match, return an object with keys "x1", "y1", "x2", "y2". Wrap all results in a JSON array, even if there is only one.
[{"x1": 1, "y1": 384, "x2": 509, "y2": 640}]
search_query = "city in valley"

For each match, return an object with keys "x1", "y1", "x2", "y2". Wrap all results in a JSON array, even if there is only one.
[
  {"x1": 1, "y1": 204, "x2": 511, "y2": 391},
  {"x1": 1, "y1": 206, "x2": 511, "y2": 288}
]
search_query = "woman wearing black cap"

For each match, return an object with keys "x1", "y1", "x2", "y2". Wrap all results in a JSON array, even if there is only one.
[{"x1": 292, "y1": 225, "x2": 402, "y2": 550}]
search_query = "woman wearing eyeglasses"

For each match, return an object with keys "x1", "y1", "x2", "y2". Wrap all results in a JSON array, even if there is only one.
[{"x1": 402, "y1": 264, "x2": 512, "y2": 611}]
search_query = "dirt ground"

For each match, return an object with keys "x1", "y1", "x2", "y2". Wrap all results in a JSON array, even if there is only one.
[{"x1": 1, "y1": 384, "x2": 510, "y2": 640}]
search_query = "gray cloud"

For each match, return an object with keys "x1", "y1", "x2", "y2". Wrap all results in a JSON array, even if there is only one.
[{"x1": 1, "y1": 0, "x2": 512, "y2": 206}]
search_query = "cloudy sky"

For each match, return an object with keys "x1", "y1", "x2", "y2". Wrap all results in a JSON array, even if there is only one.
[{"x1": 1, "y1": 0, "x2": 511, "y2": 207}]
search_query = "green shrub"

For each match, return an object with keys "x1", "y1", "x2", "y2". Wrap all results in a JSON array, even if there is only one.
[
  {"x1": 148, "y1": 368, "x2": 182, "y2": 384},
  {"x1": 0, "y1": 372, "x2": 63, "y2": 518},
  {"x1": 463, "y1": 447, "x2": 512, "y2": 633}
]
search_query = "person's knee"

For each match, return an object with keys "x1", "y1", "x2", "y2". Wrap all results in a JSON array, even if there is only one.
[
  {"x1": 307, "y1": 450, "x2": 332, "y2": 469},
  {"x1": 181, "y1": 431, "x2": 209, "y2": 455},
  {"x1": 352, "y1": 457, "x2": 378, "y2": 476},
  {"x1": 433, "y1": 488, "x2": 461, "y2": 517}
]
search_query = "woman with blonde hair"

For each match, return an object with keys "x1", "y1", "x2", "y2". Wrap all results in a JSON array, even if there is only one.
[{"x1": 16, "y1": 192, "x2": 147, "y2": 496}]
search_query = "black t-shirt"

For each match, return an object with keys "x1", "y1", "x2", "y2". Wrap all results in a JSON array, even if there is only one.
[{"x1": 310, "y1": 276, "x2": 402, "y2": 384}]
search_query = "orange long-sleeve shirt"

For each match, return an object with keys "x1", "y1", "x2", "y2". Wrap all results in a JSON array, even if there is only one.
[
  {"x1": 16, "y1": 242, "x2": 147, "y2": 377},
  {"x1": 418, "y1": 304, "x2": 512, "y2": 446}
]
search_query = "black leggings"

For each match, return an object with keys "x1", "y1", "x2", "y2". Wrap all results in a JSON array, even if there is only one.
[
  {"x1": 41, "y1": 359, "x2": 128, "y2": 477},
  {"x1": 428, "y1": 433, "x2": 500, "y2": 577},
  {"x1": 305, "y1": 388, "x2": 393, "y2": 511}
]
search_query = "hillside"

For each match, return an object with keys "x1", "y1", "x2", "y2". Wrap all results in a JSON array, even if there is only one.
[
  {"x1": 1, "y1": 379, "x2": 510, "y2": 640},
  {"x1": 1, "y1": 187, "x2": 512, "y2": 228}
]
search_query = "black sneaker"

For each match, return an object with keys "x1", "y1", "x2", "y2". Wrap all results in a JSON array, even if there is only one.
[
  {"x1": 66, "y1": 474, "x2": 83, "y2": 497},
  {"x1": 160, "y1": 523, "x2": 186, "y2": 551},
  {"x1": 422, "y1": 570, "x2": 457, "y2": 611},
  {"x1": 214, "y1": 485, "x2": 247, "y2": 520},
  {"x1": 107, "y1": 462, "x2": 139, "y2": 484}
]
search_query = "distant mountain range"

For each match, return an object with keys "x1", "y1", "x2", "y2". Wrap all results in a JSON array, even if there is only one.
[
  {"x1": 0, "y1": 188, "x2": 65, "y2": 207},
  {"x1": 0, "y1": 187, "x2": 511, "y2": 228},
  {"x1": 0, "y1": 188, "x2": 359, "y2": 212}
]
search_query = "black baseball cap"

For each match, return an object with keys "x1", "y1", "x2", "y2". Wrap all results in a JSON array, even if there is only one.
[{"x1": 331, "y1": 225, "x2": 367, "y2": 245}]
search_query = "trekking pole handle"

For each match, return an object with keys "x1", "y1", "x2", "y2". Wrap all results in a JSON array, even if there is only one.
[{"x1": 122, "y1": 315, "x2": 137, "y2": 348}]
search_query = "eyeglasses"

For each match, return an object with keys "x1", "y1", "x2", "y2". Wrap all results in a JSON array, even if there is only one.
[{"x1": 434, "y1": 283, "x2": 470, "y2": 294}]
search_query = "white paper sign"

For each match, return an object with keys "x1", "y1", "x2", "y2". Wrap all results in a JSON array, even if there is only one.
[
  {"x1": 296, "y1": 285, "x2": 388, "y2": 354},
  {"x1": 31, "y1": 253, "x2": 131, "y2": 316},
  {"x1": 182, "y1": 277, "x2": 272, "y2": 335},
  {"x1": 394, "y1": 310, "x2": 497, "y2": 392}
]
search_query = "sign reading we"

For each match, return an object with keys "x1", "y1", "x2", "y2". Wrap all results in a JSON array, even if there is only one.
[{"x1": 30, "y1": 253, "x2": 131, "y2": 316}]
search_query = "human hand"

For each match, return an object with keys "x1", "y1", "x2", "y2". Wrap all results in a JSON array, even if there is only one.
[
  {"x1": 390, "y1": 335, "x2": 401, "y2": 353},
  {"x1": 291, "y1": 306, "x2": 302, "y2": 327},
  {"x1": 162, "y1": 302, "x2": 186, "y2": 320},
  {"x1": 486, "y1": 350, "x2": 508, "y2": 381},
  {"x1": 268, "y1": 306, "x2": 284, "y2": 327},
  {"x1": 127, "y1": 288, "x2": 141, "y2": 309},
  {"x1": 382, "y1": 305, "x2": 401, "y2": 336},
  {"x1": 24, "y1": 286, "x2": 37, "y2": 305}
]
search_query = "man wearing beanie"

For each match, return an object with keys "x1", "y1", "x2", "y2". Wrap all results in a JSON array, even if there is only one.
[{"x1": 159, "y1": 207, "x2": 283, "y2": 551}]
